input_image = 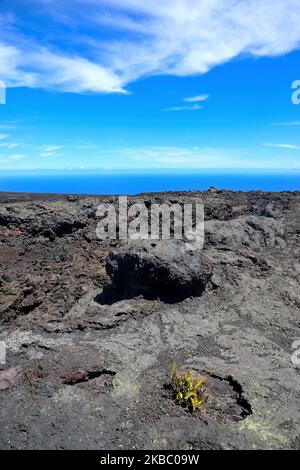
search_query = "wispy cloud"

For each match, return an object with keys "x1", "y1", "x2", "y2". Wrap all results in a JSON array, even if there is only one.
[
  {"x1": 0, "y1": 42, "x2": 126, "y2": 94},
  {"x1": 43, "y1": 145, "x2": 63, "y2": 152},
  {"x1": 40, "y1": 152, "x2": 60, "y2": 157},
  {"x1": 264, "y1": 142, "x2": 300, "y2": 149},
  {"x1": 163, "y1": 104, "x2": 202, "y2": 112},
  {"x1": 0, "y1": 153, "x2": 24, "y2": 163},
  {"x1": 40, "y1": 145, "x2": 65, "y2": 158},
  {"x1": 116, "y1": 145, "x2": 300, "y2": 170},
  {"x1": 184, "y1": 94, "x2": 210, "y2": 103},
  {"x1": 1, "y1": 0, "x2": 300, "y2": 93},
  {"x1": 0, "y1": 142, "x2": 20, "y2": 149},
  {"x1": 2, "y1": 144, "x2": 300, "y2": 170},
  {"x1": 164, "y1": 93, "x2": 209, "y2": 111},
  {"x1": 272, "y1": 121, "x2": 300, "y2": 126},
  {"x1": 0, "y1": 134, "x2": 9, "y2": 140}
]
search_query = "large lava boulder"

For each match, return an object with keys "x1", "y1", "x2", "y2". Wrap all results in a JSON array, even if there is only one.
[{"x1": 106, "y1": 241, "x2": 213, "y2": 302}]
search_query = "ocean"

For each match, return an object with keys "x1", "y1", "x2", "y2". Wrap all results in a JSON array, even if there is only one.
[{"x1": 0, "y1": 171, "x2": 299, "y2": 194}]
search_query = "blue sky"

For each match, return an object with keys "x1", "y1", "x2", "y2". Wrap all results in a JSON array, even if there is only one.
[{"x1": 0, "y1": 0, "x2": 300, "y2": 171}]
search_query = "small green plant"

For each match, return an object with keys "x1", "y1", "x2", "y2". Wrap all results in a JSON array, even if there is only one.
[{"x1": 170, "y1": 362, "x2": 209, "y2": 412}]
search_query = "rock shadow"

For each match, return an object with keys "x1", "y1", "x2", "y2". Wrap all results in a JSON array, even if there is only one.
[{"x1": 94, "y1": 281, "x2": 203, "y2": 306}]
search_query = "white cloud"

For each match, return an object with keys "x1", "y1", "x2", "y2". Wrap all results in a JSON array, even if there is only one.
[
  {"x1": 264, "y1": 142, "x2": 300, "y2": 149},
  {"x1": 118, "y1": 145, "x2": 300, "y2": 169},
  {"x1": 43, "y1": 146, "x2": 63, "y2": 152},
  {"x1": 184, "y1": 94, "x2": 209, "y2": 103},
  {"x1": 0, "y1": 42, "x2": 126, "y2": 93},
  {"x1": 40, "y1": 152, "x2": 56, "y2": 157},
  {"x1": 0, "y1": 134, "x2": 9, "y2": 140},
  {"x1": 39, "y1": 145, "x2": 65, "y2": 157},
  {"x1": 1, "y1": 0, "x2": 300, "y2": 93},
  {"x1": 163, "y1": 104, "x2": 202, "y2": 112},
  {"x1": 0, "y1": 153, "x2": 24, "y2": 162},
  {"x1": 103, "y1": 146, "x2": 300, "y2": 171},
  {"x1": 0, "y1": 142, "x2": 20, "y2": 149},
  {"x1": 40, "y1": 153, "x2": 52, "y2": 157},
  {"x1": 40, "y1": 147, "x2": 66, "y2": 158},
  {"x1": 272, "y1": 121, "x2": 300, "y2": 126},
  {"x1": 165, "y1": 92, "x2": 209, "y2": 111}
]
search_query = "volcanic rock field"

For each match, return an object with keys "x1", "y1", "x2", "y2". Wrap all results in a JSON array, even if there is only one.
[{"x1": 0, "y1": 189, "x2": 299, "y2": 449}]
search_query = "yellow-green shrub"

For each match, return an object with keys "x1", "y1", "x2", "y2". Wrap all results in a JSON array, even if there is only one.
[{"x1": 170, "y1": 363, "x2": 209, "y2": 412}]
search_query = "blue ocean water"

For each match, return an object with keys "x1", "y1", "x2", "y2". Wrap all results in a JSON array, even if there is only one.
[{"x1": 0, "y1": 172, "x2": 299, "y2": 194}]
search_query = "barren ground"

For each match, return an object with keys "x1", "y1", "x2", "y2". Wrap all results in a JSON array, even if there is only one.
[{"x1": 0, "y1": 189, "x2": 299, "y2": 450}]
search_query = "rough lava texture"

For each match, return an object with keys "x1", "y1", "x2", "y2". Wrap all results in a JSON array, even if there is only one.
[
  {"x1": 106, "y1": 240, "x2": 213, "y2": 302},
  {"x1": 0, "y1": 189, "x2": 299, "y2": 450}
]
